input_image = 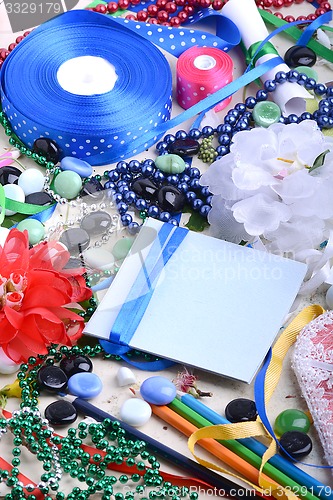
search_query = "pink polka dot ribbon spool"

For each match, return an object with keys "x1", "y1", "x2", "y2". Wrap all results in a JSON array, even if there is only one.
[{"x1": 176, "y1": 47, "x2": 234, "y2": 112}]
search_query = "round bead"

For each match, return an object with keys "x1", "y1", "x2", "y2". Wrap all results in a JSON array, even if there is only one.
[
  {"x1": 284, "y1": 45, "x2": 317, "y2": 68},
  {"x1": 33, "y1": 137, "x2": 60, "y2": 163},
  {"x1": 111, "y1": 237, "x2": 134, "y2": 261},
  {"x1": 67, "y1": 372, "x2": 103, "y2": 399},
  {"x1": 44, "y1": 400, "x2": 78, "y2": 426},
  {"x1": 168, "y1": 138, "x2": 200, "y2": 158},
  {"x1": 132, "y1": 177, "x2": 159, "y2": 200},
  {"x1": 157, "y1": 185, "x2": 186, "y2": 212},
  {"x1": 54, "y1": 171, "x2": 83, "y2": 199},
  {"x1": 155, "y1": 154, "x2": 186, "y2": 174},
  {"x1": 25, "y1": 191, "x2": 53, "y2": 206},
  {"x1": 37, "y1": 366, "x2": 68, "y2": 392},
  {"x1": 82, "y1": 247, "x2": 115, "y2": 271},
  {"x1": 80, "y1": 211, "x2": 112, "y2": 236},
  {"x1": 140, "y1": 376, "x2": 177, "y2": 405},
  {"x1": 17, "y1": 168, "x2": 45, "y2": 196},
  {"x1": 60, "y1": 157, "x2": 93, "y2": 178},
  {"x1": 119, "y1": 399, "x2": 152, "y2": 427},
  {"x1": 116, "y1": 367, "x2": 136, "y2": 386},
  {"x1": 60, "y1": 355, "x2": 93, "y2": 378},
  {"x1": 16, "y1": 219, "x2": 45, "y2": 245},
  {"x1": 253, "y1": 101, "x2": 281, "y2": 128},
  {"x1": 0, "y1": 166, "x2": 22, "y2": 186},
  {"x1": 4, "y1": 184, "x2": 25, "y2": 215},
  {"x1": 279, "y1": 431, "x2": 313, "y2": 460},
  {"x1": 274, "y1": 409, "x2": 311, "y2": 437},
  {"x1": 225, "y1": 398, "x2": 258, "y2": 423},
  {"x1": 59, "y1": 228, "x2": 90, "y2": 254}
]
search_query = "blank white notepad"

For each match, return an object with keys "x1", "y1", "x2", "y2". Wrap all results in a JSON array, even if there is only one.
[{"x1": 84, "y1": 219, "x2": 307, "y2": 383}]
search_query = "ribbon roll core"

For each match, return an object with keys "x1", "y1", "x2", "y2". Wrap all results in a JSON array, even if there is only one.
[{"x1": 176, "y1": 47, "x2": 234, "y2": 112}]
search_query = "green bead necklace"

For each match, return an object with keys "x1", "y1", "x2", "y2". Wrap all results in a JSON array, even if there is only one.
[{"x1": 0, "y1": 344, "x2": 199, "y2": 500}]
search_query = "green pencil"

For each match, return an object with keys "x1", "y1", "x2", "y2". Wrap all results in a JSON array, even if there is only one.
[{"x1": 168, "y1": 398, "x2": 320, "y2": 500}]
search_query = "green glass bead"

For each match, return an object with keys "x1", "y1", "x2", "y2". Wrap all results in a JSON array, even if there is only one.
[
  {"x1": 111, "y1": 237, "x2": 134, "y2": 261},
  {"x1": 155, "y1": 154, "x2": 186, "y2": 174},
  {"x1": 53, "y1": 170, "x2": 83, "y2": 199},
  {"x1": 17, "y1": 219, "x2": 45, "y2": 245},
  {"x1": 274, "y1": 409, "x2": 311, "y2": 437},
  {"x1": 295, "y1": 66, "x2": 318, "y2": 80},
  {"x1": 253, "y1": 101, "x2": 281, "y2": 128}
]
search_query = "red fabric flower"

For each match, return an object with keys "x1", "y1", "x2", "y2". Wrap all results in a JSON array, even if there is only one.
[{"x1": 0, "y1": 229, "x2": 92, "y2": 363}]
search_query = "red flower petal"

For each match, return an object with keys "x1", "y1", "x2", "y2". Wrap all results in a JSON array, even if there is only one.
[
  {"x1": 0, "y1": 316, "x2": 18, "y2": 343},
  {"x1": 4, "y1": 305, "x2": 23, "y2": 330}
]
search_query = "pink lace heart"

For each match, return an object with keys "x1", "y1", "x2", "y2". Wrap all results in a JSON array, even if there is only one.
[{"x1": 292, "y1": 311, "x2": 333, "y2": 470}]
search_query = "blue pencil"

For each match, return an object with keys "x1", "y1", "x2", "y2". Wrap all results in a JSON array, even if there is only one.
[{"x1": 176, "y1": 393, "x2": 333, "y2": 500}]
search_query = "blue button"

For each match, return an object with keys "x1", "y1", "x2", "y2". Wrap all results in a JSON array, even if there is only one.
[
  {"x1": 140, "y1": 376, "x2": 177, "y2": 405},
  {"x1": 67, "y1": 372, "x2": 103, "y2": 399}
]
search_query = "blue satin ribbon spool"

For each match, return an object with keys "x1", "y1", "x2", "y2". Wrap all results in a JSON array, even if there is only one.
[{"x1": 0, "y1": 9, "x2": 240, "y2": 166}]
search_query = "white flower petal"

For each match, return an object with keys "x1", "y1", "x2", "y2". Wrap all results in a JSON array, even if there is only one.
[
  {"x1": 272, "y1": 169, "x2": 317, "y2": 203},
  {"x1": 232, "y1": 193, "x2": 291, "y2": 235},
  {"x1": 207, "y1": 195, "x2": 251, "y2": 243},
  {"x1": 265, "y1": 216, "x2": 326, "y2": 253},
  {"x1": 232, "y1": 162, "x2": 275, "y2": 190}
]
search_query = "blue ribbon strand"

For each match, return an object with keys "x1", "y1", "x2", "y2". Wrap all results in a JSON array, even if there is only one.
[{"x1": 100, "y1": 223, "x2": 188, "y2": 369}]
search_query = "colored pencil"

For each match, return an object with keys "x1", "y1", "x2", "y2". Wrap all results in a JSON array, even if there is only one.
[
  {"x1": 173, "y1": 393, "x2": 332, "y2": 500},
  {"x1": 64, "y1": 395, "x2": 262, "y2": 498},
  {"x1": 151, "y1": 403, "x2": 284, "y2": 499}
]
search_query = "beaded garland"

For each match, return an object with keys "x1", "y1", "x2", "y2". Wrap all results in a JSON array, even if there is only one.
[
  {"x1": 253, "y1": 0, "x2": 332, "y2": 23},
  {"x1": 103, "y1": 156, "x2": 212, "y2": 232},
  {"x1": 0, "y1": 344, "x2": 200, "y2": 500},
  {"x1": 155, "y1": 69, "x2": 333, "y2": 164}
]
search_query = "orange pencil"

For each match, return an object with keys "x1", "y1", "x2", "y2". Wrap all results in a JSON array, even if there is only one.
[{"x1": 151, "y1": 404, "x2": 287, "y2": 498}]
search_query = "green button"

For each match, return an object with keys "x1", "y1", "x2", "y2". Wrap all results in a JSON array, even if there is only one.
[
  {"x1": 17, "y1": 219, "x2": 45, "y2": 245},
  {"x1": 274, "y1": 409, "x2": 311, "y2": 437},
  {"x1": 253, "y1": 101, "x2": 281, "y2": 128},
  {"x1": 295, "y1": 66, "x2": 318, "y2": 81},
  {"x1": 53, "y1": 170, "x2": 83, "y2": 200}
]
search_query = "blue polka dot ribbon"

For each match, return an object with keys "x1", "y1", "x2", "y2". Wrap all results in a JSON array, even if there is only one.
[{"x1": 0, "y1": 9, "x2": 241, "y2": 166}]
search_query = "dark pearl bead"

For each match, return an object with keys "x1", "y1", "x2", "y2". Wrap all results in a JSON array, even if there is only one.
[
  {"x1": 188, "y1": 128, "x2": 201, "y2": 139},
  {"x1": 37, "y1": 366, "x2": 68, "y2": 392},
  {"x1": 25, "y1": 191, "x2": 53, "y2": 206},
  {"x1": 33, "y1": 137, "x2": 60, "y2": 164},
  {"x1": 59, "y1": 228, "x2": 90, "y2": 254},
  {"x1": 164, "y1": 134, "x2": 176, "y2": 144},
  {"x1": 225, "y1": 398, "x2": 258, "y2": 423},
  {"x1": 132, "y1": 177, "x2": 159, "y2": 199},
  {"x1": 168, "y1": 138, "x2": 200, "y2": 157},
  {"x1": 80, "y1": 211, "x2": 112, "y2": 236},
  {"x1": 274, "y1": 71, "x2": 287, "y2": 83},
  {"x1": 202, "y1": 126, "x2": 214, "y2": 136},
  {"x1": 0, "y1": 166, "x2": 21, "y2": 185},
  {"x1": 287, "y1": 70, "x2": 300, "y2": 82},
  {"x1": 116, "y1": 161, "x2": 128, "y2": 173},
  {"x1": 60, "y1": 355, "x2": 93, "y2": 378},
  {"x1": 245, "y1": 96, "x2": 257, "y2": 108},
  {"x1": 128, "y1": 160, "x2": 141, "y2": 172},
  {"x1": 279, "y1": 431, "x2": 313, "y2": 460},
  {"x1": 175, "y1": 129, "x2": 187, "y2": 140},
  {"x1": 157, "y1": 185, "x2": 185, "y2": 212},
  {"x1": 44, "y1": 400, "x2": 78, "y2": 426},
  {"x1": 284, "y1": 45, "x2": 316, "y2": 68},
  {"x1": 80, "y1": 179, "x2": 104, "y2": 199},
  {"x1": 121, "y1": 213, "x2": 132, "y2": 225},
  {"x1": 147, "y1": 205, "x2": 160, "y2": 217}
]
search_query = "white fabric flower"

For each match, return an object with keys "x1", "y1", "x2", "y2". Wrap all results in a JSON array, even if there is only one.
[{"x1": 200, "y1": 120, "x2": 333, "y2": 256}]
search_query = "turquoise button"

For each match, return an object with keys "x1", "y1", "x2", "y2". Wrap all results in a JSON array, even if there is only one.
[
  {"x1": 253, "y1": 101, "x2": 281, "y2": 128},
  {"x1": 67, "y1": 372, "x2": 103, "y2": 399},
  {"x1": 140, "y1": 376, "x2": 177, "y2": 405},
  {"x1": 53, "y1": 170, "x2": 83, "y2": 199},
  {"x1": 17, "y1": 219, "x2": 45, "y2": 245}
]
